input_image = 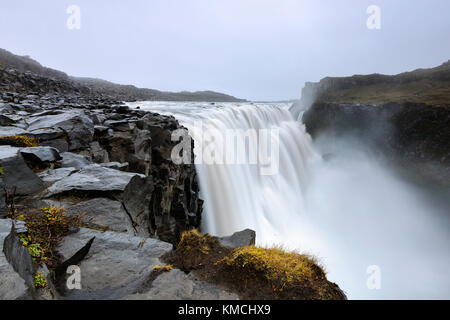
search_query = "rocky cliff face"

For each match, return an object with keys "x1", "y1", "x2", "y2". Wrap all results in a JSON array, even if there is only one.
[
  {"x1": 300, "y1": 61, "x2": 450, "y2": 189},
  {"x1": 0, "y1": 91, "x2": 202, "y2": 243}
]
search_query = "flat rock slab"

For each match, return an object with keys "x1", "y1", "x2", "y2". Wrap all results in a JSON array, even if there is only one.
[
  {"x1": 125, "y1": 269, "x2": 239, "y2": 300},
  {"x1": 0, "y1": 145, "x2": 20, "y2": 159},
  {"x1": 63, "y1": 198, "x2": 132, "y2": 233},
  {"x1": 38, "y1": 167, "x2": 77, "y2": 184},
  {"x1": 0, "y1": 126, "x2": 29, "y2": 138},
  {"x1": 44, "y1": 164, "x2": 144, "y2": 197},
  {"x1": 60, "y1": 152, "x2": 92, "y2": 169},
  {"x1": 57, "y1": 228, "x2": 172, "y2": 299},
  {"x1": 0, "y1": 219, "x2": 30, "y2": 300},
  {"x1": 20, "y1": 146, "x2": 61, "y2": 163},
  {"x1": 27, "y1": 111, "x2": 94, "y2": 150}
]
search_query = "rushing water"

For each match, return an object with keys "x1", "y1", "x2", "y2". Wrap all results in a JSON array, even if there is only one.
[{"x1": 127, "y1": 101, "x2": 450, "y2": 299}]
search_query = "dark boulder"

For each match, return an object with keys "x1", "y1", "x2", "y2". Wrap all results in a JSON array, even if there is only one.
[
  {"x1": 0, "y1": 146, "x2": 44, "y2": 196},
  {"x1": 218, "y1": 229, "x2": 256, "y2": 248},
  {"x1": 20, "y1": 146, "x2": 61, "y2": 163},
  {"x1": 27, "y1": 110, "x2": 94, "y2": 151}
]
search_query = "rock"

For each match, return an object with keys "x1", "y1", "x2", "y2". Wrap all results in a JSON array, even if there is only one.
[
  {"x1": 40, "y1": 139, "x2": 69, "y2": 153},
  {"x1": 60, "y1": 152, "x2": 92, "y2": 169},
  {"x1": 89, "y1": 141, "x2": 109, "y2": 163},
  {"x1": 126, "y1": 269, "x2": 239, "y2": 300},
  {"x1": 63, "y1": 198, "x2": 132, "y2": 233},
  {"x1": 218, "y1": 229, "x2": 256, "y2": 248},
  {"x1": 56, "y1": 228, "x2": 173, "y2": 299},
  {"x1": 303, "y1": 101, "x2": 450, "y2": 190},
  {"x1": 44, "y1": 164, "x2": 144, "y2": 197},
  {"x1": 0, "y1": 178, "x2": 6, "y2": 218},
  {"x1": 100, "y1": 162, "x2": 129, "y2": 171},
  {"x1": 28, "y1": 128, "x2": 64, "y2": 141},
  {"x1": 2, "y1": 220, "x2": 58, "y2": 299},
  {"x1": 27, "y1": 111, "x2": 94, "y2": 151},
  {"x1": 0, "y1": 126, "x2": 28, "y2": 138},
  {"x1": 0, "y1": 114, "x2": 15, "y2": 126},
  {"x1": 38, "y1": 167, "x2": 77, "y2": 184},
  {"x1": 0, "y1": 219, "x2": 30, "y2": 300},
  {"x1": 20, "y1": 146, "x2": 61, "y2": 163},
  {"x1": 104, "y1": 120, "x2": 134, "y2": 132},
  {"x1": 122, "y1": 175, "x2": 154, "y2": 237},
  {"x1": 0, "y1": 146, "x2": 44, "y2": 196}
]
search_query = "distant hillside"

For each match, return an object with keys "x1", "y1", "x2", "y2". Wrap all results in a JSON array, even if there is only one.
[
  {"x1": 72, "y1": 76, "x2": 244, "y2": 102},
  {"x1": 0, "y1": 48, "x2": 245, "y2": 102},
  {"x1": 0, "y1": 48, "x2": 69, "y2": 80},
  {"x1": 292, "y1": 60, "x2": 450, "y2": 117}
]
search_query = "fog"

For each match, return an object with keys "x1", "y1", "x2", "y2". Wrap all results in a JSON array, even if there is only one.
[
  {"x1": 1, "y1": 0, "x2": 450, "y2": 100},
  {"x1": 302, "y1": 134, "x2": 450, "y2": 299}
]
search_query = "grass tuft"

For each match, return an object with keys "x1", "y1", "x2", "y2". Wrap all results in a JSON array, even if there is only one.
[
  {"x1": 12, "y1": 207, "x2": 81, "y2": 270},
  {"x1": 164, "y1": 229, "x2": 346, "y2": 300},
  {"x1": 0, "y1": 135, "x2": 39, "y2": 147},
  {"x1": 217, "y1": 246, "x2": 326, "y2": 289},
  {"x1": 153, "y1": 264, "x2": 173, "y2": 272}
]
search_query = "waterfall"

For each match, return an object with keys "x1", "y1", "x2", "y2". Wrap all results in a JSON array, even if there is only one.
[
  {"x1": 127, "y1": 101, "x2": 450, "y2": 299},
  {"x1": 128, "y1": 102, "x2": 321, "y2": 247}
]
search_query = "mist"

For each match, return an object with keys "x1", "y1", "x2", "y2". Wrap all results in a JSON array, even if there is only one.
[
  {"x1": 1, "y1": 0, "x2": 450, "y2": 100},
  {"x1": 301, "y1": 134, "x2": 450, "y2": 299}
]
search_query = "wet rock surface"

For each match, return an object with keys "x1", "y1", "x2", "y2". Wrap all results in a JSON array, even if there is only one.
[
  {"x1": 218, "y1": 228, "x2": 256, "y2": 248},
  {"x1": 0, "y1": 145, "x2": 44, "y2": 196},
  {"x1": 0, "y1": 219, "x2": 30, "y2": 300},
  {"x1": 0, "y1": 71, "x2": 208, "y2": 299},
  {"x1": 55, "y1": 228, "x2": 173, "y2": 300},
  {"x1": 303, "y1": 101, "x2": 450, "y2": 189}
]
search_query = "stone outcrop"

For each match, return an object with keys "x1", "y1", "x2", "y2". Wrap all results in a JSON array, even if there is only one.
[
  {"x1": 0, "y1": 81, "x2": 204, "y2": 242},
  {"x1": 298, "y1": 61, "x2": 450, "y2": 190},
  {"x1": 2, "y1": 220, "x2": 58, "y2": 300},
  {"x1": 0, "y1": 219, "x2": 29, "y2": 300},
  {"x1": 55, "y1": 228, "x2": 173, "y2": 300},
  {"x1": 125, "y1": 269, "x2": 239, "y2": 300},
  {"x1": 0, "y1": 146, "x2": 44, "y2": 196},
  {"x1": 218, "y1": 228, "x2": 256, "y2": 248}
]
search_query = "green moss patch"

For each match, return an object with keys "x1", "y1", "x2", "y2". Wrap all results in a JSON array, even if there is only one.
[{"x1": 12, "y1": 206, "x2": 81, "y2": 270}]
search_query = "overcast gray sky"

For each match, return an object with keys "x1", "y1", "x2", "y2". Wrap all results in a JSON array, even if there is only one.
[{"x1": 1, "y1": 0, "x2": 449, "y2": 101}]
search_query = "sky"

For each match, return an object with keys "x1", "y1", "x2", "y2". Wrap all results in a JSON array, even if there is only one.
[{"x1": 0, "y1": 0, "x2": 449, "y2": 101}]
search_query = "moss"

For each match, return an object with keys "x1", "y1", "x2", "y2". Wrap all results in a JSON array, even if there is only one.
[
  {"x1": 153, "y1": 264, "x2": 173, "y2": 272},
  {"x1": 0, "y1": 135, "x2": 39, "y2": 147},
  {"x1": 164, "y1": 229, "x2": 346, "y2": 300},
  {"x1": 13, "y1": 206, "x2": 81, "y2": 270},
  {"x1": 217, "y1": 246, "x2": 325, "y2": 289},
  {"x1": 34, "y1": 272, "x2": 48, "y2": 288}
]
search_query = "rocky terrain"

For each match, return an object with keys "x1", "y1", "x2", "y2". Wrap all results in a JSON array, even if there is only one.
[
  {"x1": 0, "y1": 48, "x2": 345, "y2": 300},
  {"x1": 296, "y1": 60, "x2": 450, "y2": 189},
  {"x1": 0, "y1": 48, "x2": 245, "y2": 102}
]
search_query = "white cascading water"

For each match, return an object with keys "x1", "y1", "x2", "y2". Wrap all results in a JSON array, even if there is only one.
[
  {"x1": 127, "y1": 101, "x2": 450, "y2": 299},
  {"x1": 128, "y1": 102, "x2": 321, "y2": 246}
]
